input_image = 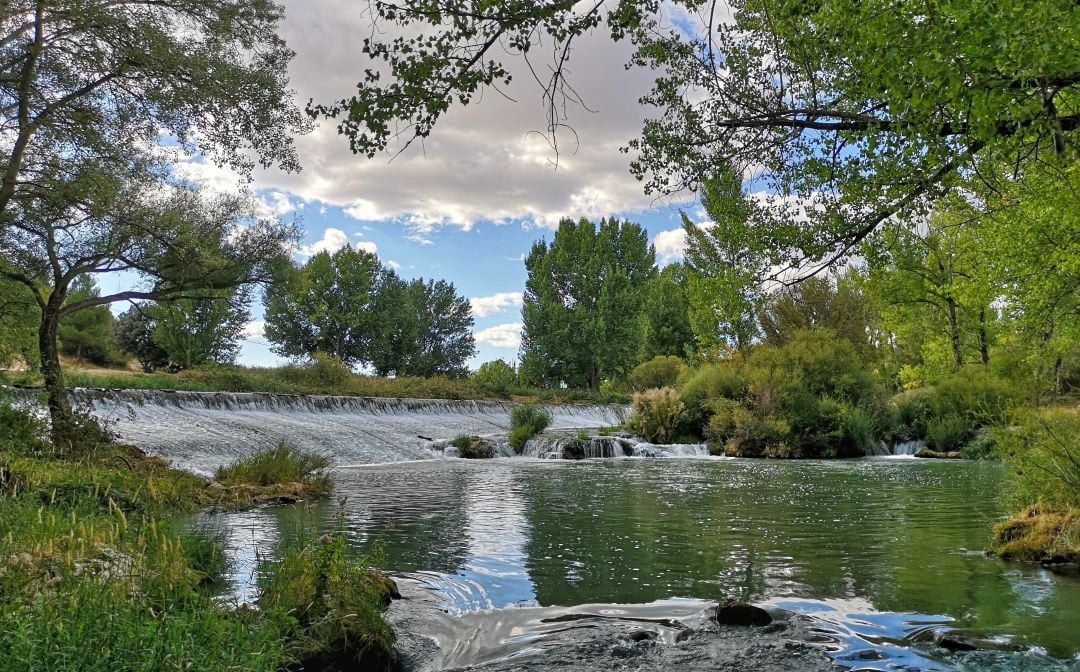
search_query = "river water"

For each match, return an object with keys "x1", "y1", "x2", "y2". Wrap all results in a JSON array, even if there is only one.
[{"x1": 201, "y1": 457, "x2": 1080, "y2": 671}]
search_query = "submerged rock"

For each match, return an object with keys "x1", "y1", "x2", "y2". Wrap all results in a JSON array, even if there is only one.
[
  {"x1": 714, "y1": 601, "x2": 773, "y2": 627},
  {"x1": 914, "y1": 448, "x2": 962, "y2": 459}
]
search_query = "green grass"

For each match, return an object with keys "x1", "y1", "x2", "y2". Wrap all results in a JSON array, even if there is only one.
[
  {"x1": 214, "y1": 442, "x2": 330, "y2": 489},
  {"x1": 508, "y1": 404, "x2": 552, "y2": 452}
]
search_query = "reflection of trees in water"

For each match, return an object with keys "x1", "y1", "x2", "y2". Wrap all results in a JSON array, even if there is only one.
[
  {"x1": 518, "y1": 460, "x2": 1057, "y2": 641},
  {"x1": 269, "y1": 467, "x2": 470, "y2": 575}
]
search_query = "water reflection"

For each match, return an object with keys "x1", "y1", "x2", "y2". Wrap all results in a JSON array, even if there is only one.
[{"x1": 203, "y1": 458, "x2": 1080, "y2": 663}]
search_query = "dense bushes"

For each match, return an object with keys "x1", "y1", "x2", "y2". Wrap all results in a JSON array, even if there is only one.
[
  {"x1": 628, "y1": 356, "x2": 686, "y2": 391},
  {"x1": 628, "y1": 387, "x2": 685, "y2": 443},
  {"x1": 471, "y1": 359, "x2": 517, "y2": 396},
  {"x1": 508, "y1": 404, "x2": 552, "y2": 451}
]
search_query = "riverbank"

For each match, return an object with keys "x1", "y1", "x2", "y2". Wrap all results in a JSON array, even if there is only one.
[{"x1": 0, "y1": 410, "x2": 397, "y2": 672}]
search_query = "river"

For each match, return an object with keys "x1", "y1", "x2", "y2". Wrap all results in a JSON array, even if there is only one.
[{"x1": 199, "y1": 457, "x2": 1080, "y2": 671}]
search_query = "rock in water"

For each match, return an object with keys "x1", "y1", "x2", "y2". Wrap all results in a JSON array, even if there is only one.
[{"x1": 714, "y1": 601, "x2": 772, "y2": 627}]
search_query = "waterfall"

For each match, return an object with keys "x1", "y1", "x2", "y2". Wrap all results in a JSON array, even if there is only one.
[
  {"x1": 9, "y1": 387, "x2": 626, "y2": 475},
  {"x1": 518, "y1": 432, "x2": 710, "y2": 460},
  {"x1": 890, "y1": 440, "x2": 923, "y2": 457}
]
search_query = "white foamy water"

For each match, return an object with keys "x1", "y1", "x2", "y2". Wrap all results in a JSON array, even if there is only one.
[{"x1": 57, "y1": 388, "x2": 627, "y2": 475}]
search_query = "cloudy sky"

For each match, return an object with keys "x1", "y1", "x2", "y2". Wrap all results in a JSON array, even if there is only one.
[{"x1": 196, "y1": 1, "x2": 703, "y2": 368}]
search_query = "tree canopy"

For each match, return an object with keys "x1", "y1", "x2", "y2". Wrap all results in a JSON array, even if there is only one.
[
  {"x1": 313, "y1": 0, "x2": 1080, "y2": 273},
  {"x1": 520, "y1": 217, "x2": 655, "y2": 392}
]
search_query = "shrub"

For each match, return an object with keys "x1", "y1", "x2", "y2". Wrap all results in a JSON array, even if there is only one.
[
  {"x1": 215, "y1": 442, "x2": 330, "y2": 488},
  {"x1": 925, "y1": 414, "x2": 971, "y2": 453},
  {"x1": 628, "y1": 356, "x2": 686, "y2": 391},
  {"x1": 705, "y1": 398, "x2": 752, "y2": 451},
  {"x1": 472, "y1": 359, "x2": 517, "y2": 396},
  {"x1": 933, "y1": 366, "x2": 1017, "y2": 427},
  {"x1": 628, "y1": 387, "x2": 685, "y2": 443},
  {"x1": 726, "y1": 414, "x2": 789, "y2": 457},
  {"x1": 298, "y1": 353, "x2": 354, "y2": 390},
  {"x1": 960, "y1": 432, "x2": 998, "y2": 460},
  {"x1": 891, "y1": 386, "x2": 938, "y2": 439},
  {"x1": 0, "y1": 401, "x2": 47, "y2": 455},
  {"x1": 839, "y1": 405, "x2": 878, "y2": 456},
  {"x1": 259, "y1": 534, "x2": 395, "y2": 669},
  {"x1": 508, "y1": 404, "x2": 552, "y2": 452},
  {"x1": 679, "y1": 363, "x2": 746, "y2": 433},
  {"x1": 451, "y1": 434, "x2": 472, "y2": 450},
  {"x1": 997, "y1": 407, "x2": 1080, "y2": 511}
]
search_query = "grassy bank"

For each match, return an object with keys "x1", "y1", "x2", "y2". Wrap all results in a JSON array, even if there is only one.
[
  {"x1": 991, "y1": 407, "x2": 1080, "y2": 566},
  {"x1": 2, "y1": 357, "x2": 631, "y2": 404},
  {"x1": 0, "y1": 405, "x2": 397, "y2": 671}
]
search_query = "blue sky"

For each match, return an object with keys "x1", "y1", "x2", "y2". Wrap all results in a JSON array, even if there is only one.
[{"x1": 163, "y1": 1, "x2": 710, "y2": 371}]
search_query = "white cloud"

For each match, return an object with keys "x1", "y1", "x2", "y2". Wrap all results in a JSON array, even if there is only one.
[
  {"x1": 474, "y1": 322, "x2": 523, "y2": 349},
  {"x1": 255, "y1": 190, "x2": 298, "y2": 219},
  {"x1": 355, "y1": 240, "x2": 378, "y2": 255},
  {"x1": 298, "y1": 227, "x2": 351, "y2": 257},
  {"x1": 470, "y1": 291, "x2": 523, "y2": 317},
  {"x1": 386, "y1": 259, "x2": 401, "y2": 270},
  {"x1": 241, "y1": 319, "x2": 265, "y2": 340},
  {"x1": 653, "y1": 228, "x2": 688, "y2": 265}
]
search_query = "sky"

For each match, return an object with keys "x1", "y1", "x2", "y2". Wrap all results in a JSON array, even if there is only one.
[{"x1": 180, "y1": 1, "x2": 706, "y2": 369}]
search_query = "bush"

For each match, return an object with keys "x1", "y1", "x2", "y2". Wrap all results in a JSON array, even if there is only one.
[
  {"x1": 0, "y1": 401, "x2": 47, "y2": 455},
  {"x1": 508, "y1": 404, "x2": 552, "y2": 452},
  {"x1": 259, "y1": 533, "x2": 395, "y2": 670},
  {"x1": 628, "y1": 356, "x2": 686, "y2": 391},
  {"x1": 472, "y1": 359, "x2": 517, "y2": 396},
  {"x1": 679, "y1": 363, "x2": 745, "y2": 433},
  {"x1": 925, "y1": 414, "x2": 971, "y2": 453},
  {"x1": 997, "y1": 407, "x2": 1080, "y2": 511},
  {"x1": 839, "y1": 405, "x2": 878, "y2": 456},
  {"x1": 628, "y1": 387, "x2": 685, "y2": 443},
  {"x1": 891, "y1": 386, "x2": 938, "y2": 439},
  {"x1": 215, "y1": 442, "x2": 330, "y2": 488},
  {"x1": 705, "y1": 398, "x2": 752, "y2": 452}
]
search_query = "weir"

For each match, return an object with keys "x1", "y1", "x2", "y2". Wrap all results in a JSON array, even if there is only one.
[{"x1": 35, "y1": 388, "x2": 627, "y2": 475}]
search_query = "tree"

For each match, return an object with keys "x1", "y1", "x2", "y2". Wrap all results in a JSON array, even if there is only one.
[
  {"x1": 682, "y1": 167, "x2": 767, "y2": 354},
  {"x1": 520, "y1": 217, "x2": 655, "y2": 393},
  {"x1": 0, "y1": 163, "x2": 296, "y2": 446},
  {"x1": 264, "y1": 246, "x2": 388, "y2": 368},
  {"x1": 370, "y1": 276, "x2": 476, "y2": 378},
  {"x1": 639, "y1": 263, "x2": 694, "y2": 361},
  {"x1": 148, "y1": 289, "x2": 250, "y2": 370},
  {"x1": 56, "y1": 276, "x2": 123, "y2": 367},
  {"x1": 313, "y1": 1, "x2": 1080, "y2": 272},
  {"x1": 0, "y1": 1, "x2": 305, "y2": 224},
  {"x1": 758, "y1": 274, "x2": 876, "y2": 357},
  {"x1": 114, "y1": 307, "x2": 170, "y2": 373},
  {"x1": 472, "y1": 359, "x2": 517, "y2": 396},
  {"x1": 0, "y1": 276, "x2": 36, "y2": 367}
]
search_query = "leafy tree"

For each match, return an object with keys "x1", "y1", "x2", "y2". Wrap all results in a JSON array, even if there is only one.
[
  {"x1": 56, "y1": 276, "x2": 123, "y2": 367},
  {"x1": 0, "y1": 276, "x2": 37, "y2": 367},
  {"x1": 520, "y1": 217, "x2": 655, "y2": 393},
  {"x1": 639, "y1": 263, "x2": 694, "y2": 361},
  {"x1": 0, "y1": 1, "x2": 305, "y2": 223},
  {"x1": 398, "y1": 278, "x2": 475, "y2": 378},
  {"x1": 149, "y1": 289, "x2": 250, "y2": 370},
  {"x1": 114, "y1": 307, "x2": 170, "y2": 373},
  {"x1": 313, "y1": 1, "x2": 1079, "y2": 270},
  {"x1": 264, "y1": 246, "x2": 387, "y2": 367},
  {"x1": 682, "y1": 167, "x2": 767, "y2": 354},
  {"x1": 0, "y1": 167, "x2": 295, "y2": 445},
  {"x1": 758, "y1": 274, "x2": 877, "y2": 357},
  {"x1": 472, "y1": 359, "x2": 517, "y2": 396}
]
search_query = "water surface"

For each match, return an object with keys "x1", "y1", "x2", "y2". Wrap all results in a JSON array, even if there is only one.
[{"x1": 204, "y1": 458, "x2": 1080, "y2": 669}]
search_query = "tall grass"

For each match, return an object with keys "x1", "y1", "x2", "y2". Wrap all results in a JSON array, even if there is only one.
[
  {"x1": 214, "y1": 441, "x2": 330, "y2": 489},
  {"x1": 508, "y1": 404, "x2": 552, "y2": 451}
]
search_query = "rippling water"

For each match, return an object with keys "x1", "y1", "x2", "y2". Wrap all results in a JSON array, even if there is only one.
[{"x1": 201, "y1": 458, "x2": 1080, "y2": 670}]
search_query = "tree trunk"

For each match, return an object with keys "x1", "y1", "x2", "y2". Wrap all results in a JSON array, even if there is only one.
[
  {"x1": 978, "y1": 308, "x2": 990, "y2": 365},
  {"x1": 38, "y1": 301, "x2": 73, "y2": 450},
  {"x1": 946, "y1": 296, "x2": 963, "y2": 369},
  {"x1": 587, "y1": 363, "x2": 600, "y2": 396}
]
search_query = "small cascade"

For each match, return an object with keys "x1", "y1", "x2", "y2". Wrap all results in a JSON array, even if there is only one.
[
  {"x1": 890, "y1": 440, "x2": 923, "y2": 457},
  {"x1": 629, "y1": 441, "x2": 711, "y2": 458},
  {"x1": 7, "y1": 387, "x2": 626, "y2": 474}
]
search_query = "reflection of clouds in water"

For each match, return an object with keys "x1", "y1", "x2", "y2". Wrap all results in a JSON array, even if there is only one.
[{"x1": 1005, "y1": 568, "x2": 1059, "y2": 616}]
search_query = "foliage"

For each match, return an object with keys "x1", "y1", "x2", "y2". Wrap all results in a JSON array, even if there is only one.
[
  {"x1": 682, "y1": 166, "x2": 766, "y2": 354},
  {"x1": 149, "y1": 289, "x2": 251, "y2": 370},
  {"x1": 57, "y1": 277, "x2": 125, "y2": 367},
  {"x1": 628, "y1": 356, "x2": 686, "y2": 392},
  {"x1": 628, "y1": 387, "x2": 685, "y2": 444},
  {"x1": 508, "y1": 404, "x2": 552, "y2": 452},
  {"x1": 679, "y1": 363, "x2": 746, "y2": 434},
  {"x1": 114, "y1": 308, "x2": 171, "y2": 373},
  {"x1": 0, "y1": 277, "x2": 37, "y2": 367},
  {"x1": 925, "y1": 414, "x2": 971, "y2": 453},
  {"x1": 265, "y1": 247, "x2": 474, "y2": 376},
  {"x1": 258, "y1": 533, "x2": 395, "y2": 670},
  {"x1": 214, "y1": 442, "x2": 331, "y2": 490},
  {"x1": 639, "y1": 262, "x2": 695, "y2": 360},
  {"x1": 520, "y1": 217, "x2": 655, "y2": 393},
  {"x1": 472, "y1": 359, "x2": 517, "y2": 396},
  {"x1": 758, "y1": 273, "x2": 877, "y2": 357},
  {"x1": 0, "y1": 399, "x2": 47, "y2": 455},
  {"x1": 997, "y1": 408, "x2": 1080, "y2": 512},
  {"x1": 991, "y1": 506, "x2": 1079, "y2": 564}
]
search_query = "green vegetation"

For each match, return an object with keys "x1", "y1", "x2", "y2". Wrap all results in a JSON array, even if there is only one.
[
  {"x1": 0, "y1": 401, "x2": 395, "y2": 671},
  {"x1": 509, "y1": 404, "x2": 553, "y2": 452},
  {"x1": 265, "y1": 245, "x2": 475, "y2": 377},
  {"x1": 215, "y1": 442, "x2": 331, "y2": 491},
  {"x1": 628, "y1": 355, "x2": 686, "y2": 392},
  {"x1": 628, "y1": 387, "x2": 685, "y2": 444}
]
